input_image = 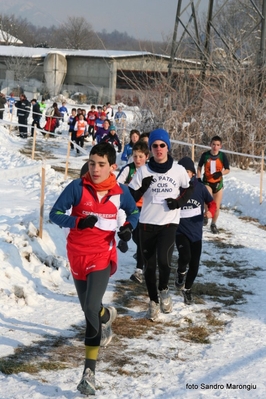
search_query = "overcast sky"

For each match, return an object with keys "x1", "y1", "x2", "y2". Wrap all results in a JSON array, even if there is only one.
[
  {"x1": 22, "y1": 0, "x2": 210, "y2": 42},
  {"x1": 65, "y1": 0, "x2": 209, "y2": 41},
  {"x1": 91, "y1": 0, "x2": 210, "y2": 40}
]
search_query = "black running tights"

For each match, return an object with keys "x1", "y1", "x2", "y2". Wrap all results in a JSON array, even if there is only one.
[
  {"x1": 73, "y1": 266, "x2": 110, "y2": 346},
  {"x1": 139, "y1": 223, "x2": 177, "y2": 303},
  {"x1": 175, "y1": 234, "x2": 202, "y2": 290}
]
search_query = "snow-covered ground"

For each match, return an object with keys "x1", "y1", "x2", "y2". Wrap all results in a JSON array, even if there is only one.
[{"x1": 0, "y1": 114, "x2": 266, "y2": 398}]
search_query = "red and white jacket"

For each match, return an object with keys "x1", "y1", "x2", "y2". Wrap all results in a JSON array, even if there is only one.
[{"x1": 49, "y1": 178, "x2": 139, "y2": 276}]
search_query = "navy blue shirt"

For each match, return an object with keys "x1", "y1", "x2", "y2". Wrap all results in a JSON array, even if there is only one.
[{"x1": 177, "y1": 177, "x2": 214, "y2": 242}]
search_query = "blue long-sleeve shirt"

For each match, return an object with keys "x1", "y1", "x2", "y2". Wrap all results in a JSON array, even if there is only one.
[
  {"x1": 49, "y1": 177, "x2": 139, "y2": 231},
  {"x1": 121, "y1": 142, "x2": 133, "y2": 162},
  {"x1": 59, "y1": 106, "x2": 68, "y2": 115}
]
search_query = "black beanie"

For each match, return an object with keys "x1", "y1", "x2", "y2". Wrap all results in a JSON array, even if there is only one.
[{"x1": 178, "y1": 156, "x2": 196, "y2": 174}]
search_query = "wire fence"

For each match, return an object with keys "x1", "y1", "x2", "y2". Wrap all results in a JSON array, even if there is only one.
[{"x1": 0, "y1": 107, "x2": 265, "y2": 204}]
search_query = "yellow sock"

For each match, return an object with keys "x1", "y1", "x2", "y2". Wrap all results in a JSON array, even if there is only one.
[
  {"x1": 100, "y1": 306, "x2": 109, "y2": 323},
  {"x1": 85, "y1": 345, "x2": 100, "y2": 361}
]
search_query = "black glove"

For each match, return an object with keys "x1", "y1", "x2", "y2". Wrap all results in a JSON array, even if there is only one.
[
  {"x1": 212, "y1": 171, "x2": 222, "y2": 179},
  {"x1": 129, "y1": 175, "x2": 154, "y2": 202},
  {"x1": 140, "y1": 176, "x2": 154, "y2": 194},
  {"x1": 165, "y1": 198, "x2": 180, "y2": 210},
  {"x1": 117, "y1": 224, "x2": 132, "y2": 242},
  {"x1": 77, "y1": 215, "x2": 98, "y2": 229},
  {"x1": 117, "y1": 239, "x2": 129, "y2": 253}
]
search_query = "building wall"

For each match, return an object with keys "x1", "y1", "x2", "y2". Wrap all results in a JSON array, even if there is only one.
[
  {"x1": 0, "y1": 51, "x2": 201, "y2": 102},
  {"x1": 65, "y1": 57, "x2": 109, "y2": 85},
  {"x1": 117, "y1": 56, "x2": 169, "y2": 72},
  {"x1": 0, "y1": 55, "x2": 44, "y2": 97},
  {"x1": 64, "y1": 56, "x2": 170, "y2": 103},
  {"x1": 65, "y1": 56, "x2": 116, "y2": 103}
]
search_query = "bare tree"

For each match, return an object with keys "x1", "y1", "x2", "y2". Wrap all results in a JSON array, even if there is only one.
[
  {"x1": 116, "y1": 42, "x2": 266, "y2": 169},
  {"x1": 194, "y1": 0, "x2": 264, "y2": 63},
  {"x1": 54, "y1": 17, "x2": 99, "y2": 50},
  {"x1": 0, "y1": 14, "x2": 33, "y2": 45},
  {"x1": 5, "y1": 56, "x2": 38, "y2": 88}
]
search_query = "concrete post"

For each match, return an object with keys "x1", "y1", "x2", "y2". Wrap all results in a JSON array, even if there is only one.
[{"x1": 109, "y1": 60, "x2": 117, "y2": 104}]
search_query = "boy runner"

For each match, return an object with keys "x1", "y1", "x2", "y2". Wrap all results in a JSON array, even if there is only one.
[
  {"x1": 197, "y1": 135, "x2": 230, "y2": 234},
  {"x1": 49, "y1": 143, "x2": 139, "y2": 395},
  {"x1": 67, "y1": 108, "x2": 77, "y2": 149},
  {"x1": 129, "y1": 129, "x2": 193, "y2": 321},
  {"x1": 175, "y1": 157, "x2": 216, "y2": 304},
  {"x1": 117, "y1": 141, "x2": 150, "y2": 283}
]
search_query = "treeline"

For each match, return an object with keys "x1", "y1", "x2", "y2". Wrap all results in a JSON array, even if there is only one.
[
  {"x1": 0, "y1": 13, "x2": 170, "y2": 55},
  {"x1": 1, "y1": 0, "x2": 263, "y2": 60}
]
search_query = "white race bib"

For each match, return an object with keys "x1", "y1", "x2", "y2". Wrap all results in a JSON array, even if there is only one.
[
  {"x1": 152, "y1": 195, "x2": 168, "y2": 204},
  {"x1": 95, "y1": 216, "x2": 117, "y2": 231},
  {"x1": 180, "y1": 207, "x2": 201, "y2": 218},
  {"x1": 210, "y1": 160, "x2": 216, "y2": 174}
]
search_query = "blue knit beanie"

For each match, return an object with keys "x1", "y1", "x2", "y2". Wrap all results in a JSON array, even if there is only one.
[{"x1": 148, "y1": 129, "x2": 171, "y2": 150}]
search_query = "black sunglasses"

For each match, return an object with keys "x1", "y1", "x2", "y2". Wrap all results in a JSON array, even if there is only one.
[{"x1": 152, "y1": 143, "x2": 166, "y2": 148}]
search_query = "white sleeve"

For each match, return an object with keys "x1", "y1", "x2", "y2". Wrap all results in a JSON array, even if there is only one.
[
  {"x1": 117, "y1": 166, "x2": 130, "y2": 184},
  {"x1": 128, "y1": 166, "x2": 145, "y2": 190}
]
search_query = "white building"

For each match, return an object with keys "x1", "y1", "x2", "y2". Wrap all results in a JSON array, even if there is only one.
[
  {"x1": 0, "y1": 30, "x2": 23, "y2": 45},
  {"x1": 0, "y1": 45, "x2": 201, "y2": 103}
]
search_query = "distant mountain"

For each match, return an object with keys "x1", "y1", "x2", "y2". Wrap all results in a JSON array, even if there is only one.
[{"x1": 1, "y1": 0, "x2": 61, "y2": 27}]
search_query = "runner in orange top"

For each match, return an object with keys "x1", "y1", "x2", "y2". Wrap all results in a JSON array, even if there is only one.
[
  {"x1": 197, "y1": 135, "x2": 230, "y2": 234},
  {"x1": 74, "y1": 114, "x2": 88, "y2": 154}
]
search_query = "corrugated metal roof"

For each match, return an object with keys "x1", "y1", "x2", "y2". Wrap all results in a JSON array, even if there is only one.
[
  {"x1": 0, "y1": 46, "x2": 158, "y2": 59},
  {"x1": 0, "y1": 45, "x2": 201, "y2": 66}
]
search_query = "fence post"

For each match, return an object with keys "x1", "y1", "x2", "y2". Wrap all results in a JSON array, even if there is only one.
[
  {"x1": 31, "y1": 124, "x2": 37, "y2": 160},
  {"x1": 38, "y1": 165, "x2": 45, "y2": 239},
  {"x1": 260, "y1": 149, "x2": 264, "y2": 204},
  {"x1": 191, "y1": 139, "x2": 195, "y2": 161},
  {"x1": 121, "y1": 119, "x2": 126, "y2": 152},
  {"x1": 64, "y1": 133, "x2": 72, "y2": 180},
  {"x1": 9, "y1": 105, "x2": 15, "y2": 134}
]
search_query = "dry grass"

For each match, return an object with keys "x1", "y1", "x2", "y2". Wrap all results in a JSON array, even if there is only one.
[
  {"x1": 239, "y1": 215, "x2": 259, "y2": 223},
  {"x1": 192, "y1": 281, "x2": 251, "y2": 305},
  {"x1": 180, "y1": 325, "x2": 211, "y2": 344},
  {"x1": 113, "y1": 315, "x2": 154, "y2": 339},
  {"x1": 202, "y1": 310, "x2": 225, "y2": 328},
  {"x1": 238, "y1": 215, "x2": 266, "y2": 230},
  {"x1": 0, "y1": 333, "x2": 82, "y2": 375},
  {"x1": 113, "y1": 278, "x2": 147, "y2": 312}
]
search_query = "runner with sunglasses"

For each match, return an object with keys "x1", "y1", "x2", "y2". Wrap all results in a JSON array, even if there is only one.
[{"x1": 129, "y1": 129, "x2": 193, "y2": 321}]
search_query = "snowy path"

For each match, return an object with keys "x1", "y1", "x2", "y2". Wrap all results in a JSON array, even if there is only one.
[
  {"x1": 1, "y1": 127, "x2": 266, "y2": 398},
  {"x1": 1, "y1": 207, "x2": 266, "y2": 398}
]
